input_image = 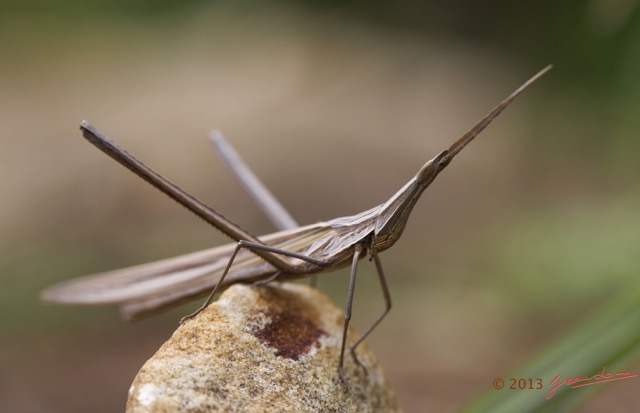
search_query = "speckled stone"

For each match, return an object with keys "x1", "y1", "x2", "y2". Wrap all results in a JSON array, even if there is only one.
[{"x1": 126, "y1": 283, "x2": 401, "y2": 413}]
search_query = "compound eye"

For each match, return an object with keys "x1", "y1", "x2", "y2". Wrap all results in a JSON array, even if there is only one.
[
  {"x1": 416, "y1": 149, "x2": 448, "y2": 184},
  {"x1": 435, "y1": 150, "x2": 451, "y2": 169}
]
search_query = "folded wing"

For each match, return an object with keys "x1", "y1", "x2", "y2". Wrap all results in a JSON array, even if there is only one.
[{"x1": 41, "y1": 223, "x2": 331, "y2": 319}]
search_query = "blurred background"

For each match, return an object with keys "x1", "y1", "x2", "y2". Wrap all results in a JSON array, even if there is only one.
[{"x1": 2, "y1": 1, "x2": 640, "y2": 412}]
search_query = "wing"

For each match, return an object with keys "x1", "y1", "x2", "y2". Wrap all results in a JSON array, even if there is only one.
[
  {"x1": 40, "y1": 225, "x2": 331, "y2": 303},
  {"x1": 41, "y1": 223, "x2": 328, "y2": 318},
  {"x1": 41, "y1": 204, "x2": 382, "y2": 319}
]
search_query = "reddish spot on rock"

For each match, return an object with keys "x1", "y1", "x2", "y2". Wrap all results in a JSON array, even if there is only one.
[{"x1": 251, "y1": 287, "x2": 327, "y2": 360}]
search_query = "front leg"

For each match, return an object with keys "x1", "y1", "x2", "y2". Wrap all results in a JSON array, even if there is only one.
[
  {"x1": 349, "y1": 253, "x2": 391, "y2": 368},
  {"x1": 338, "y1": 243, "x2": 365, "y2": 383}
]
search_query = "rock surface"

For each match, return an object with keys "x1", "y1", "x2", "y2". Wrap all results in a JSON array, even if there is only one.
[{"x1": 126, "y1": 283, "x2": 401, "y2": 413}]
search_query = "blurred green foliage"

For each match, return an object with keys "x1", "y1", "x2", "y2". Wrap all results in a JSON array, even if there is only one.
[
  {"x1": 3, "y1": 0, "x2": 639, "y2": 156},
  {"x1": 3, "y1": 0, "x2": 639, "y2": 91},
  {"x1": 493, "y1": 196, "x2": 640, "y2": 313}
]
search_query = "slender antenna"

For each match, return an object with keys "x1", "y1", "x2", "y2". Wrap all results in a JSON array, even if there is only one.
[{"x1": 447, "y1": 64, "x2": 552, "y2": 159}]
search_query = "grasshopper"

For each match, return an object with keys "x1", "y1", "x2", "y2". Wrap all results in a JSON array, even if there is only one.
[{"x1": 42, "y1": 65, "x2": 551, "y2": 380}]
